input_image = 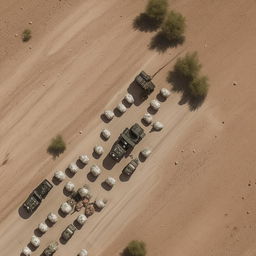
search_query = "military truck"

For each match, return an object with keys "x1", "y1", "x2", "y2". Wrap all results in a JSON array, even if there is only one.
[
  {"x1": 134, "y1": 71, "x2": 155, "y2": 96},
  {"x1": 109, "y1": 123, "x2": 145, "y2": 162},
  {"x1": 23, "y1": 179, "x2": 53, "y2": 214},
  {"x1": 43, "y1": 241, "x2": 58, "y2": 256},
  {"x1": 122, "y1": 158, "x2": 139, "y2": 176},
  {"x1": 62, "y1": 224, "x2": 77, "y2": 241}
]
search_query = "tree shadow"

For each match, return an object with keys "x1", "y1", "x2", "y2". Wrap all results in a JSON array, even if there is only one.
[
  {"x1": 167, "y1": 71, "x2": 205, "y2": 111},
  {"x1": 18, "y1": 205, "x2": 32, "y2": 219},
  {"x1": 101, "y1": 181, "x2": 112, "y2": 191},
  {"x1": 132, "y1": 13, "x2": 161, "y2": 32},
  {"x1": 102, "y1": 154, "x2": 116, "y2": 170},
  {"x1": 149, "y1": 32, "x2": 184, "y2": 53},
  {"x1": 127, "y1": 81, "x2": 148, "y2": 106}
]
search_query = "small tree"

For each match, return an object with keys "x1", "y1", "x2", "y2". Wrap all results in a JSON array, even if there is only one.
[
  {"x1": 174, "y1": 52, "x2": 202, "y2": 82},
  {"x1": 145, "y1": 0, "x2": 168, "y2": 24},
  {"x1": 47, "y1": 135, "x2": 66, "y2": 157},
  {"x1": 189, "y1": 75, "x2": 209, "y2": 98},
  {"x1": 22, "y1": 29, "x2": 32, "y2": 42},
  {"x1": 161, "y1": 11, "x2": 186, "y2": 43},
  {"x1": 123, "y1": 240, "x2": 146, "y2": 256}
]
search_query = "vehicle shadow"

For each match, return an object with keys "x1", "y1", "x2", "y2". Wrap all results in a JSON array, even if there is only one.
[
  {"x1": 34, "y1": 228, "x2": 43, "y2": 237},
  {"x1": 119, "y1": 173, "x2": 130, "y2": 182},
  {"x1": 127, "y1": 81, "x2": 147, "y2": 106},
  {"x1": 87, "y1": 172, "x2": 97, "y2": 182},
  {"x1": 65, "y1": 168, "x2": 75, "y2": 178},
  {"x1": 102, "y1": 154, "x2": 116, "y2": 170},
  {"x1": 100, "y1": 113, "x2": 112, "y2": 123},
  {"x1": 18, "y1": 205, "x2": 32, "y2": 219},
  {"x1": 101, "y1": 181, "x2": 112, "y2": 191},
  {"x1": 156, "y1": 92, "x2": 167, "y2": 102},
  {"x1": 76, "y1": 159, "x2": 85, "y2": 169},
  {"x1": 114, "y1": 108, "x2": 123, "y2": 117},
  {"x1": 59, "y1": 236, "x2": 68, "y2": 245},
  {"x1": 51, "y1": 176, "x2": 61, "y2": 186}
]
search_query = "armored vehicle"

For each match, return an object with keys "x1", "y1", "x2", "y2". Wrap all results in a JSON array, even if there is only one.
[
  {"x1": 134, "y1": 71, "x2": 155, "y2": 96},
  {"x1": 109, "y1": 123, "x2": 145, "y2": 162},
  {"x1": 62, "y1": 224, "x2": 76, "y2": 241},
  {"x1": 122, "y1": 158, "x2": 139, "y2": 176},
  {"x1": 23, "y1": 179, "x2": 53, "y2": 214},
  {"x1": 43, "y1": 241, "x2": 58, "y2": 256}
]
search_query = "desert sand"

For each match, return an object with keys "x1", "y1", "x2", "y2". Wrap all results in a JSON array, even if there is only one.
[{"x1": 0, "y1": 0, "x2": 256, "y2": 255}]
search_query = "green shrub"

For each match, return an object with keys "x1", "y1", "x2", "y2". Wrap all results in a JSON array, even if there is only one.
[
  {"x1": 22, "y1": 29, "x2": 32, "y2": 42},
  {"x1": 172, "y1": 52, "x2": 209, "y2": 100},
  {"x1": 47, "y1": 135, "x2": 66, "y2": 157},
  {"x1": 123, "y1": 240, "x2": 146, "y2": 256},
  {"x1": 189, "y1": 75, "x2": 209, "y2": 97},
  {"x1": 161, "y1": 10, "x2": 186, "y2": 43},
  {"x1": 145, "y1": 0, "x2": 168, "y2": 24},
  {"x1": 174, "y1": 52, "x2": 202, "y2": 82}
]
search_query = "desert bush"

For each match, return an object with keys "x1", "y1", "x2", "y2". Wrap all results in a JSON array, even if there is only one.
[
  {"x1": 171, "y1": 52, "x2": 209, "y2": 101},
  {"x1": 47, "y1": 135, "x2": 66, "y2": 157},
  {"x1": 189, "y1": 75, "x2": 209, "y2": 97},
  {"x1": 174, "y1": 52, "x2": 202, "y2": 82},
  {"x1": 161, "y1": 10, "x2": 186, "y2": 43},
  {"x1": 145, "y1": 0, "x2": 168, "y2": 25},
  {"x1": 123, "y1": 240, "x2": 146, "y2": 256},
  {"x1": 22, "y1": 29, "x2": 32, "y2": 42}
]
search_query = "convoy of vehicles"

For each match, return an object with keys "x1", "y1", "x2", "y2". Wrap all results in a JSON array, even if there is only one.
[{"x1": 20, "y1": 70, "x2": 160, "y2": 255}]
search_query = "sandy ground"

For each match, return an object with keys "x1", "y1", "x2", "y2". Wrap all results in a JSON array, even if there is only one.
[{"x1": 0, "y1": 0, "x2": 256, "y2": 255}]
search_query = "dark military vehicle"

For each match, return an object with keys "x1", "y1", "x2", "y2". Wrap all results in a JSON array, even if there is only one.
[
  {"x1": 62, "y1": 224, "x2": 77, "y2": 241},
  {"x1": 109, "y1": 123, "x2": 145, "y2": 162},
  {"x1": 43, "y1": 241, "x2": 58, "y2": 256},
  {"x1": 122, "y1": 158, "x2": 139, "y2": 176},
  {"x1": 134, "y1": 71, "x2": 155, "y2": 96},
  {"x1": 23, "y1": 179, "x2": 53, "y2": 214}
]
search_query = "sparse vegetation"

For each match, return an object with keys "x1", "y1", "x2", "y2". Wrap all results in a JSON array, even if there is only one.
[
  {"x1": 123, "y1": 240, "x2": 146, "y2": 256},
  {"x1": 174, "y1": 52, "x2": 202, "y2": 82},
  {"x1": 47, "y1": 135, "x2": 66, "y2": 157},
  {"x1": 145, "y1": 0, "x2": 168, "y2": 25},
  {"x1": 189, "y1": 75, "x2": 209, "y2": 97},
  {"x1": 161, "y1": 10, "x2": 186, "y2": 44},
  {"x1": 171, "y1": 51, "x2": 209, "y2": 100},
  {"x1": 133, "y1": 0, "x2": 168, "y2": 32},
  {"x1": 22, "y1": 29, "x2": 32, "y2": 42}
]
